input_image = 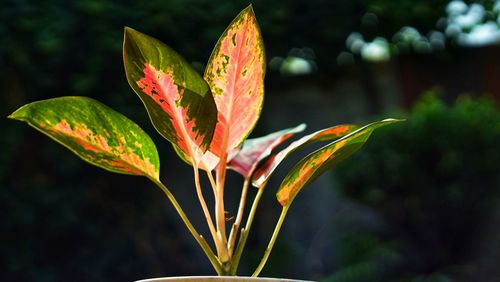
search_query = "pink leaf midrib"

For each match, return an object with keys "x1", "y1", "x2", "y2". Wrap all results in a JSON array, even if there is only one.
[
  {"x1": 159, "y1": 73, "x2": 199, "y2": 163},
  {"x1": 138, "y1": 65, "x2": 203, "y2": 165}
]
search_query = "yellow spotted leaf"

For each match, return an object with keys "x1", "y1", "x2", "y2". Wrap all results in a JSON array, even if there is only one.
[
  {"x1": 9, "y1": 97, "x2": 160, "y2": 180},
  {"x1": 204, "y1": 5, "x2": 266, "y2": 158},
  {"x1": 276, "y1": 119, "x2": 404, "y2": 206}
]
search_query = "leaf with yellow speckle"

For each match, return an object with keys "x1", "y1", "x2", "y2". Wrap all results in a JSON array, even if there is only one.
[
  {"x1": 123, "y1": 27, "x2": 218, "y2": 170},
  {"x1": 275, "y1": 119, "x2": 404, "y2": 206},
  {"x1": 9, "y1": 96, "x2": 160, "y2": 180},
  {"x1": 204, "y1": 5, "x2": 266, "y2": 158},
  {"x1": 252, "y1": 124, "x2": 360, "y2": 187}
]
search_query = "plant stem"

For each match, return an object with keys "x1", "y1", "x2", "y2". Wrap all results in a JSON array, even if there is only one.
[
  {"x1": 215, "y1": 151, "x2": 229, "y2": 262},
  {"x1": 230, "y1": 182, "x2": 267, "y2": 275},
  {"x1": 193, "y1": 166, "x2": 224, "y2": 258},
  {"x1": 206, "y1": 170, "x2": 218, "y2": 199},
  {"x1": 227, "y1": 177, "x2": 250, "y2": 255},
  {"x1": 149, "y1": 177, "x2": 223, "y2": 274},
  {"x1": 229, "y1": 227, "x2": 248, "y2": 275},
  {"x1": 252, "y1": 205, "x2": 290, "y2": 277}
]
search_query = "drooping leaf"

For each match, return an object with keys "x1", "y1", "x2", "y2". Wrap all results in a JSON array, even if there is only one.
[
  {"x1": 9, "y1": 96, "x2": 160, "y2": 180},
  {"x1": 123, "y1": 27, "x2": 218, "y2": 170},
  {"x1": 276, "y1": 119, "x2": 404, "y2": 207},
  {"x1": 228, "y1": 124, "x2": 306, "y2": 178},
  {"x1": 252, "y1": 124, "x2": 360, "y2": 187},
  {"x1": 204, "y1": 5, "x2": 266, "y2": 158}
]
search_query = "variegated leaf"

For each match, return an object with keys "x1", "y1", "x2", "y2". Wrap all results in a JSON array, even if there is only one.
[
  {"x1": 123, "y1": 27, "x2": 218, "y2": 170},
  {"x1": 204, "y1": 5, "x2": 266, "y2": 157},
  {"x1": 252, "y1": 124, "x2": 359, "y2": 187},
  {"x1": 228, "y1": 124, "x2": 306, "y2": 178},
  {"x1": 276, "y1": 119, "x2": 404, "y2": 206},
  {"x1": 9, "y1": 97, "x2": 160, "y2": 180}
]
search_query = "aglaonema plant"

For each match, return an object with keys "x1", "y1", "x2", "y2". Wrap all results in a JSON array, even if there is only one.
[{"x1": 9, "y1": 5, "x2": 403, "y2": 277}]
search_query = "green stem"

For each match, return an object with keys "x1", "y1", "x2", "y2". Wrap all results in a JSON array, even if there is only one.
[
  {"x1": 252, "y1": 205, "x2": 290, "y2": 277},
  {"x1": 230, "y1": 182, "x2": 267, "y2": 275},
  {"x1": 149, "y1": 177, "x2": 223, "y2": 275}
]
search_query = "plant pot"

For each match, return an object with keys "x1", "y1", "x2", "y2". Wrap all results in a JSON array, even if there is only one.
[{"x1": 136, "y1": 276, "x2": 313, "y2": 282}]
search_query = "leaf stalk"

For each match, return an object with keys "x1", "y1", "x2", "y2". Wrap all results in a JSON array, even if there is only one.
[
  {"x1": 252, "y1": 205, "x2": 290, "y2": 277},
  {"x1": 215, "y1": 151, "x2": 230, "y2": 262},
  {"x1": 193, "y1": 166, "x2": 225, "y2": 259},
  {"x1": 149, "y1": 177, "x2": 223, "y2": 274},
  {"x1": 229, "y1": 181, "x2": 267, "y2": 275},
  {"x1": 227, "y1": 177, "x2": 251, "y2": 254}
]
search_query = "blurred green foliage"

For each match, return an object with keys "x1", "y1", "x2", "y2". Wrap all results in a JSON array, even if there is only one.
[
  {"x1": 362, "y1": 0, "x2": 497, "y2": 40},
  {"x1": 363, "y1": 0, "x2": 449, "y2": 37},
  {"x1": 332, "y1": 92, "x2": 500, "y2": 281},
  {"x1": 2, "y1": 0, "x2": 499, "y2": 280},
  {"x1": 1, "y1": 0, "x2": 461, "y2": 111}
]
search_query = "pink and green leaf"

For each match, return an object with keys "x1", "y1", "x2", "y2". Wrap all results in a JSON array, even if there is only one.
[
  {"x1": 8, "y1": 96, "x2": 160, "y2": 180},
  {"x1": 123, "y1": 27, "x2": 218, "y2": 169},
  {"x1": 276, "y1": 119, "x2": 404, "y2": 207},
  {"x1": 204, "y1": 5, "x2": 266, "y2": 157},
  {"x1": 252, "y1": 124, "x2": 360, "y2": 187},
  {"x1": 228, "y1": 124, "x2": 306, "y2": 178}
]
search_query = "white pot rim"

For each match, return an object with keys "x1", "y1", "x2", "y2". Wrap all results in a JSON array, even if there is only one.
[{"x1": 136, "y1": 276, "x2": 314, "y2": 282}]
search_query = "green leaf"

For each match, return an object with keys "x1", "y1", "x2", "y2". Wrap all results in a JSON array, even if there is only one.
[
  {"x1": 9, "y1": 96, "x2": 160, "y2": 180},
  {"x1": 228, "y1": 124, "x2": 306, "y2": 178},
  {"x1": 276, "y1": 119, "x2": 404, "y2": 206},
  {"x1": 252, "y1": 124, "x2": 360, "y2": 187},
  {"x1": 204, "y1": 5, "x2": 266, "y2": 157},
  {"x1": 123, "y1": 27, "x2": 218, "y2": 170}
]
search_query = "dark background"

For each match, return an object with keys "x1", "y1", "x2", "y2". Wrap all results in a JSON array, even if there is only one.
[{"x1": 1, "y1": 0, "x2": 500, "y2": 281}]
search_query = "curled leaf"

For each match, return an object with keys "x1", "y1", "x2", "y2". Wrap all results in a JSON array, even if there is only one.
[
  {"x1": 252, "y1": 124, "x2": 359, "y2": 187},
  {"x1": 276, "y1": 119, "x2": 404, "y2": 206},
  {"x1": 9, "y1": 97, "x2": 160, "y2": 180},
  {"x1": 228, "y1": 124, "x2": 306, "y2": 178}
]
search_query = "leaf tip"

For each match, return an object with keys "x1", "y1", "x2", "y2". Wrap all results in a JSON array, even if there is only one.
[
  {"x1": 8, "y1": 106, "x2": 27, "y2": 121},
  {"x1": 124, "y1": 26, "x2": 136, "y2": 36},
  {"x1": 123, "y1": 26, "x2": 143, "y2": 45},
  {"x1": 244, "y1": 4, "x2": 254, "y2": 11},
  {"x1": 382, "y1": 118, "x2": 406, "y2": 123},
  {"x1": 239, "y1": 4, "x2": 256, "y2": 18}
]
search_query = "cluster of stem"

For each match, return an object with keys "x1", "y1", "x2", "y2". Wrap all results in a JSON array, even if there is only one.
[{"x1": 148, "y1": 154, "x2": 289, "y2": 276}]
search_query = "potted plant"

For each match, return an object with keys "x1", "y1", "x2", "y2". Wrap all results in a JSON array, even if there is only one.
[{"x1": 8, "y1": 5, "x2": 402, "y2": 281}]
